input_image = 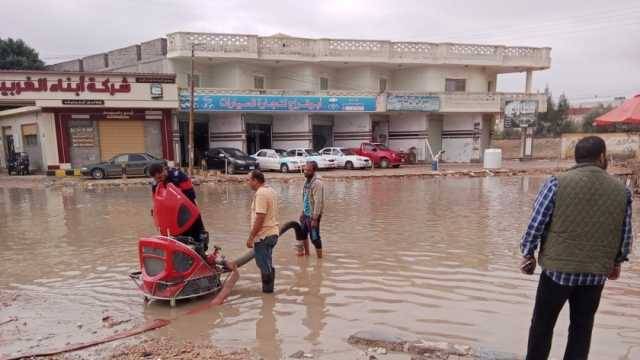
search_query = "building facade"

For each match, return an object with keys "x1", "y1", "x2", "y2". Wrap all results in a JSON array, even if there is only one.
[
  {"x1": 0, "y1": 70, "x2": 178, "y2": 171},
  {"x1": 49, "y1": 34, "x2": 551, "y2": 163}
]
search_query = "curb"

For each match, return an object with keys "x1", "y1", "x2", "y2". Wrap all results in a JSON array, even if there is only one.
[{"x1": 46, "y1": 169, "x2": 82, "y2": 177}]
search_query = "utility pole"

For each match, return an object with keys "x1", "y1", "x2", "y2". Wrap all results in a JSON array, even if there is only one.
[{"x1": 188, "y1": 43, "x2": 195, "y2": 175}]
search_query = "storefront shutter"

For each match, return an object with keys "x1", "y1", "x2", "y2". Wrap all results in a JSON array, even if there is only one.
[{"x1": 98, "y1": 120, "x2": 145, "y2": 160}]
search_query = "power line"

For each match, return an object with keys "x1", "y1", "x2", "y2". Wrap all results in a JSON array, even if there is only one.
[{"x1": 430, "y1": 6, "x2": 640, "y2": 42}]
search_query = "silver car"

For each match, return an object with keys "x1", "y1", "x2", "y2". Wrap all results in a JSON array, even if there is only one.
[{"x1": 81, "y1": 153, "x2": 166, "y2": 179}]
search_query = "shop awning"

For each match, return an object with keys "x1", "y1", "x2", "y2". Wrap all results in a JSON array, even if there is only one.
[{"x1": 594, "y1": 94, "x2": 640, "y2": 126}]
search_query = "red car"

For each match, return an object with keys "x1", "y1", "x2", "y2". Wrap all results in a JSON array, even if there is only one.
[{"x1": 352, "y1": 142, "x2": 401, "y2": 168}]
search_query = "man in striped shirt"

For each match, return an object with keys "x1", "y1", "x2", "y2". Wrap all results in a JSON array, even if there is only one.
[{"x1": 520, "y1": 136, "x2": 633, "y2": 360}]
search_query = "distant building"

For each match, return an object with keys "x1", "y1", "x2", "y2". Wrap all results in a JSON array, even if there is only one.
[
  {"x1": 44, "y1": 32, "x2": 551, "y2": 164},
  {"x1": 567, "y1": 97, "x2": 626, "y2": 125}
]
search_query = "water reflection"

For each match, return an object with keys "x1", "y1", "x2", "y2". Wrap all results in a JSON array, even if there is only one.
[{"x1": 1, "y1": 177, "x2": 639, "y2": 359}]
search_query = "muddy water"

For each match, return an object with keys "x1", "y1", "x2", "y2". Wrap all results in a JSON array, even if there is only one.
[{"x1": 2, "y1": 177, "x2": 640, "y2": 359}]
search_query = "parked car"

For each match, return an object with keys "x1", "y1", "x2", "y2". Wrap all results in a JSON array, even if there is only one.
[
  {"x1": 251, "y1": 149, "x2": 305, "y2": 173},
  {"x1": 352, "y1": 142, "x2": 401, "y2": 168},
  {"x1": 287, "y1": 148, "x2": 337, "y2": 170},
  {"x1": 81, "y1": 153, "x2": 166, "y2": 179},
  {"x1": 205, "y1": 147, "x2": 258, "y2": 174},
  {"x1": 319, "y1": 147, "x2": 372, "y2": 169}
]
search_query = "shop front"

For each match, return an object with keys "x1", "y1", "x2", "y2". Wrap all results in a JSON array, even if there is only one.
[
  {"x1": 179, "y1": 91, "x2": 378, "y2": 154},
  {"x1": 0, "y1": 71, "x2": 178, "y2": 171}
]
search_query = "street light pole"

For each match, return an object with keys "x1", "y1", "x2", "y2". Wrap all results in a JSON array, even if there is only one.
[{"x1": 188, "y1": 43, "x2": 195, "y2": 175}]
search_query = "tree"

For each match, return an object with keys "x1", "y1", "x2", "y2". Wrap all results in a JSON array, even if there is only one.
[
  {"x1": 581, "y1": 105, "x2": 611, "y2": 133},
  {"x1": 0, "y1": 38, "x2": 45, "y2": 70},
  {"x1": 534, "y1": 90, "x2": 572, "y2": 137},
  {"x1": 554, "y1": 94, "x2": 570, "y2": 135}
]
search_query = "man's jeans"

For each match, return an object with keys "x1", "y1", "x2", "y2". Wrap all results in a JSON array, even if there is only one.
[
  {"x1": 254, "y1": 235, "x2": 278, "y2": 274},
  {"x1": 526, "y1": 272, "x2": 604, "y2": 360}
]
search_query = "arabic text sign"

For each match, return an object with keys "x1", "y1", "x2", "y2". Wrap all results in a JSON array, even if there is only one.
[
  {"x1": 504, "y1": 100, "x2": 538, "y2": 128},
  {"x1": 180, "y1": 94, "x2": 377, "y2": 112},
  {"x1": 387, "y1": 95, "x2": 440, "y2": 112},
  {"x1": 0, "y1": 76, "x2": 132, "y2": 97}
]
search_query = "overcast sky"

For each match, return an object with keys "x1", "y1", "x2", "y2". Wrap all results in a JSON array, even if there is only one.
[{"x1": 3, "y1": 0, "x2": 639, "y2": 103}]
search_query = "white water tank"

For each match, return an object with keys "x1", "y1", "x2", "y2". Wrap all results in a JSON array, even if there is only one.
[{"x1": 483, "y1": 149, "x2": 502, "y2": 169}]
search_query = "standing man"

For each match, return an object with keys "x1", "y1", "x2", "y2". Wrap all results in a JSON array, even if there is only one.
[
  {"x1": 299, "y1": 161, "x2": 324, "y2": 258},
  {"x1": 520, "y1": 136, "x2": 633, "y2": 360},
  {"x1": 246, "y1": 170, "x2": 280, "y2": 293}
]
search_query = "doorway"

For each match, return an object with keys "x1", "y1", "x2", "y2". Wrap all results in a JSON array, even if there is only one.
[
  {"x1": 2, "y1": 127, "x2": 15, "y2": 167},
  {"x1": 311, "y1": 115, "x2": 334, "y2": 151},
  {"x1": 179, "y1": 119, "x2": 210, "y2": 167},
  {"x1": 312, "y1": 125, "x2": 333, "y2": 150},
  {"x1": 372, "y1": 118, "x2": 389, "y2": 145},
  {"x1": 246, "y1": 123, "x2": 272, "y2": 155}
]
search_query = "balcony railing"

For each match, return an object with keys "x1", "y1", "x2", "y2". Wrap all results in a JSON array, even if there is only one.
[
  {"x1": 179, "y1": 87, "x2": 547, "y2": 113},
  {"x1": 167, "y1": 32, "x2": 551, "y2": 68}
]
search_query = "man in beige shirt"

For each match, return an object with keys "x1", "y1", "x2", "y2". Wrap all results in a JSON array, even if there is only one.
[{"x1": 246, "y1": 170, "x2": 279, "y2": 293}]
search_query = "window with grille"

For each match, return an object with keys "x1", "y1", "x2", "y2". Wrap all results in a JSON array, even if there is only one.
[
  {"x1": 24, "y1": 135, "x2": 37, "y2": 146},
  {"x1": 445, "y1": 78, "x2": 466, "y2": 92},
  {"x1": 379, "y1": 78, "x2": 387, "y2": 92},
  {"x1": 320, "y1": 77, "x2": 329, "y2": 91},
  {"x1": 254, "y1": 76, "x2": 265, "y2": 89}
]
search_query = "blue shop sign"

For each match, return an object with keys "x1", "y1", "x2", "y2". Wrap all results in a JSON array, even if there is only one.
[
  {"x1": 387, "y1": 95, "x2": 440, "y2": 112},
  {"x1": 179, "y1": 94, "x2": 377, "y2": 112}
]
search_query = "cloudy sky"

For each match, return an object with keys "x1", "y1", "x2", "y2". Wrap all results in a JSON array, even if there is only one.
[{"x1": 3, "y1": 0, "x2": 639, "y2": 103}]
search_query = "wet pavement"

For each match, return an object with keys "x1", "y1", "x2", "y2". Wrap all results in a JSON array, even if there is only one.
[{"x1": 1, "y1": 176, "x2": 640, "y2": 359}]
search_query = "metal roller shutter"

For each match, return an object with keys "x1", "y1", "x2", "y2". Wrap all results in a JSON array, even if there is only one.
[{"x1": 98, "y1": 120, "x2": 145, "y2": 160}]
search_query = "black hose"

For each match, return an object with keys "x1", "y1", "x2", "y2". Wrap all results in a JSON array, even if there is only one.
[{"x1": 232, "y1": 220, "x2": 305, "y2": 268}]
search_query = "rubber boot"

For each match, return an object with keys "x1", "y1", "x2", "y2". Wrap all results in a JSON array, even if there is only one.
[
  {"x1": 261, "y1": 268, "x2": 275, "y2": 294},
  {"x1": 261, "y1": 272, "x2": 273, "y2": 293}
]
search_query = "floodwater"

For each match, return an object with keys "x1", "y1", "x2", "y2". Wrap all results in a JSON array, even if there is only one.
[{"x1": 1, "y1": 176, "x2": 640, "y2": 359}]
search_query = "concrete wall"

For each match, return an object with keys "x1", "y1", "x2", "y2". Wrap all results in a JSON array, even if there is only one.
[
  {"x1": 0, "y1": 110, "x2": 57, "y2": 171},
  {"x1": 107, "y1": 45, "x2": 141, "y2": 69},
  {"x1": 389, "y1": 66, "x2": 491, "y2": 92},
  {"x1": 491, "y1": 138, "x2": 561, "y2": 159},
  {"x1": 561, "y1": 133, "x2": 640, "y2": 160},
  {"x1": 272, "y1": 64, "x2": 337, "y2": 91},
  {"x1": 388, "y1": 113, "x2": 429, "y2": 161},
  {"x1": 144, "y1": 120, "x2": 163, "y2": 158},
  {"x1": 82, "y1": 53, "x2": 108, "y2": 71},
  {"x1": 209, "y1": 113, "x2": 244, "y2": 150},
  {"x1": 335, "y1": 66, "x2": 390, "y2": 91},
  {"x1": 68, "y1": 119, "x2": 100, "y2": 168},
  {"x1": 272, "y1": 113, "x2": 311, "y2": 149},
  {"x1": 334, "y1": 113, "x2": 372, "y2": 148},
  {"x1": 46, "y1": 59, "x2": 82, "y2": 72},
  {"x1": 237, "y1": 63, "x2": 274, "y2": 89},
  {"x1": 140, "y1": 38, "x2": 167, "y2": 61},
  {"x1": 441, "y1": 113, "x2": 480, "y2": 162}
]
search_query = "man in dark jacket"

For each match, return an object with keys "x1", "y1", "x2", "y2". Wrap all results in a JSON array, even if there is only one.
[
  {"x1": 148, "y1": 164, "x2": 208, "y2": 251},
  {"x1": 520, "y1": 136, "x2": 633, "y2": 360}
]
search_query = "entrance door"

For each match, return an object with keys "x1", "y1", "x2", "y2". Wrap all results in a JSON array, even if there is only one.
[
  {"x1": 372, "y1": 119, "x2": 389, "y2": 146},
  {"x1": 194, "y1": 121, "x2": 209, "y2": 167},
  {"x1": 246, "y1": 123, "x2": 272, "y2": 155},
  {"x1": 312, "y1": 125, "x2": 333, "y2": 151}
]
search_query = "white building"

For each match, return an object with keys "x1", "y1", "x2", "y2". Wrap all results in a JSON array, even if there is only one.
[{"x1": 49, "y1": 33, "x2": 551, "y2": 163}]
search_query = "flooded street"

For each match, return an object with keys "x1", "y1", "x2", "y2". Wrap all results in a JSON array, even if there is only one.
[{"x1": 2, "y1": 176, "x2": 640, "y2": 359}]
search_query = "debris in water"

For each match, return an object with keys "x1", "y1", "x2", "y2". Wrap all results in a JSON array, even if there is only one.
[
  {"x1": 102, "y1": 315, "x2": 132, "y2": 328},
  {"x1": 290, "y1": 350, "x2": 314, "y2": 359},
  {"x1": 0, "y1": 316, "x2": 18, "y2": 326}
]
